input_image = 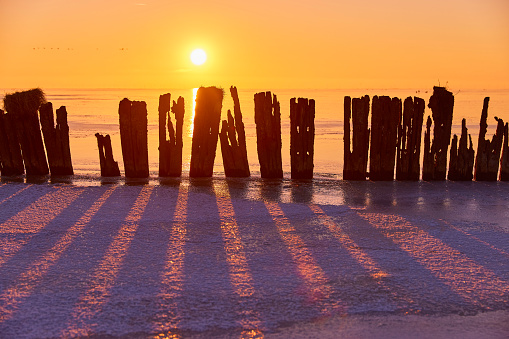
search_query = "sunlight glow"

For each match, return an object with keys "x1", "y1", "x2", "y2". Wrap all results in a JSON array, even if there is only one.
[
  {"x1": 359, "y1": 212, "x2": 509, "y2": 304},
  {"x1": 214, "y1": 183, "x2": 262, "y2": 331},
  {"x1": 265, "y1": 201, "x2": 345, "y2": 315},
  {"x1": 0, "y1": 187, "x2": 82, "y2": 268},
  {"x1": 190, "y1": 49, "x2": 207, "y2": 66},
  {"x1": 0, "y1": 185, "x2": 32, "y2": 206},
  {"x1": 153, "y1": 186, "x2": 189, "y2": 333},
  {"x1": 0, "y1": 187, "x2": 116, "y2": 323},
  {"x1": 63, "y1": 186, "x2": 153, "y2": 337}
]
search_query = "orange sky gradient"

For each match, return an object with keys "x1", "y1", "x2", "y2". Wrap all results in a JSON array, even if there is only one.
[{"x1": 1, "y1": 0, "x2": 508, "y2": 90}]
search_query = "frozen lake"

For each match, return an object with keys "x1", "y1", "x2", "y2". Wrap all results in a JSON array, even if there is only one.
[{"x1": 0, "y1": 179, "x2": 508, "y2": 338}]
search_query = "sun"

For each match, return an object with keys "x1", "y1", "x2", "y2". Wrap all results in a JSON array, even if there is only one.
[{"x1": 190, "y1": 49, "x2": 207, "y2": 66}]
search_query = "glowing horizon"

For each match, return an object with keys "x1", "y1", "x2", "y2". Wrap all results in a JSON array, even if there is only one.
[{"x1": 1, "y1": 0, "x2": 508, "y2": 90}]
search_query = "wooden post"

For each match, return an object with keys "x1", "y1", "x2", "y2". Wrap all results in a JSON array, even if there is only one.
[
  {"x1": 447, "y1": 119, "x2": 474, "y2": 180},
  {"x1": 343, "y1": 95, "x2": 370, "y2": 180},
  {"x1": 39, "y1": 103, "x2": 74, "y2": 175},
  {"x1": 396, "y1": 97, "x2": 425, "y2": 181},
  {"x1": 0, "y1": 109, "x2": 24, "y2": 176},
  {"x1": 118, "y1": 98, "x2": 149, "y2": 178},
  {"x1": 219, "y1": 86, "x2": 250, "y2": 177},
  {"x1": 500, "y1": 123, "x2": 509, "y2": 181},
  {"x1": 474, "y1": 97, "x2": 504, "y2": 181},
  {"x1": 189, "y1": 86, "x2": 223, "y2": 177},
  {"x1": 369, "y1": 96, "x2": 401, "y2": 181},
  {"x1": 290, "y1": 97, "x2": 315, "y2": 179},
  {"x1": 422, "y1": 116, "x2": 433, "y2": 180},
  {"x1": 3, "y1": 88, "x2": 49, "y2": 175},
  {"x1": 423, "y1": 86, "x2": 454, "y2": 180},
  {"x1": 95, "y1": 133, "x2": 120, "y2": 177},
  {"x1": 254, "y1": 91, "x2": 283, "y2": 178},
  {"x1": 159, "y1": 93, "x2": 185, "y2": 177}
]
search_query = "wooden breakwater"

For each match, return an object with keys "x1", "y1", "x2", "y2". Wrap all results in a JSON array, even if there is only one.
[
  {"x1": 95, "y1": 133, "x2": 121, "y2": 177},
  {"x1": 190, "y1": 87, "x2": 224, "y2": 177},
  {"x1": 1, "y1": 88, "x2": 74, "y2": 177},
  {"x1": 39, "y1": 103, "x2": 73, "y2": 175},
  {"x1": 219, "y1": 86, "x2": 250, "y2": 177},
  {"x1": 290, "y1": 97, "x2": 315, "y2": 179},
  {"x1": 343, "y1": 86, "x2": 506, "y2": 182},
  {"x1": 254, "y1": 91, "x2": 283, "y2": 178},
  {"x1": 1, "y1": 86, "x2": 508, "y2": 182},
  {"x1": 159, "y1": 93, "x2": 185, "y2": 177},
  {"x1": 396, "y1": 97, "x2": 425, "y2": 181}
]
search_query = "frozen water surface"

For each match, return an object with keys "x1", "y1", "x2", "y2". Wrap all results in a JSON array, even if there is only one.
[{"x1": 0, "y1": 179, "x2": 508, "y2": 338}]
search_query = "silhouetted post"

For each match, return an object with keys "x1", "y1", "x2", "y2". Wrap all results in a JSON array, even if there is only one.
[
  {"x1": 500, "y1": 123, "x2": 509, "y2": 181},
  {"x1": 396, "y1": 97, "x2": 425, "y2": 181},
  {"x1": 95, "y1": 133, "x2": 120, "y2": 177},
  {"x1": 343, "y1": 95, "x2": 370, "y2": 180},
  {"x1": 422, "y1": 116, "x2": 432, "y2": 180},
  {"x1": 448, "y1": 119, "x2": 474, "y2": 181},
  {"x1": 3, "y1": 88, "x2": 49, "y2": 175},
  {"x1": 0, "y1": 109, "x2": 24, "y2": 176},
  {"x1": 159, "y1": 93, "x2": 185, "y2": 177},
  {"x1": 118, "y1": 98, "x2": 149, "y2": 178},
  {"x1": 369, "y1": 96, "x2": 401, "y2": 181},
  {"x1": 254, "y1": 91, "x2": 283, "y2": 178},
  {"x1": 219, "y1": 86, "x2": 250, "y2": 177},
  {"x1": 290, "y1": 97, "x2": 315, "y2": 179},
  {"x1": 422, "y1": 86, "x2": 454, "y2": 181},
  {"x1": 189, "y1": 86, "x2": 223, "y2": 177},
  {"x1": 474, "y1": 97, "x2": 504, "y2": 181},
  {"x1": 39, "y1": 103, "x2": 74, "y2": 175}
]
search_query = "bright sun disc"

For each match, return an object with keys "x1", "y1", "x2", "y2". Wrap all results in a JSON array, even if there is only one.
[{"x1": 190, "y1": 49, "x2": 207, "y2": 65}]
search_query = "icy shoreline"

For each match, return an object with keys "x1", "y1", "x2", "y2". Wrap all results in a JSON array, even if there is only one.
[{"x1": 0, "y1": 180, "x2": 508, "y2": 338}]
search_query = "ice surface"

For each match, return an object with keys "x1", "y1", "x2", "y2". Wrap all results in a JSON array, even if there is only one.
[{"x1": 0, "y1": 179, "x2": 507, "y2": 338}]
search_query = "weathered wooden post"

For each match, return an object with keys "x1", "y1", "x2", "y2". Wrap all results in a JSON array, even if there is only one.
[
  {"x1": 254, "y1": 91, "x2": 283, "y2": 178},
  {"x1": 118, "y1": 98, "x2": 149, "y2": 178},
  {"x1": 422, "y1": 116, "x2": 433, "y2": 180},
  {"x1": 0, "y1": 109, "x2": 24, "y2": 176},
  {"x1": 39, "y1": 103, "x2": 74, "y2": 175},
  {"x1": 95, "y1": 133, "x2": 120, "y2": 177},
  {"x1": 369, "y1": 96, "x2": 401, "y2": 181},
  {"x1": 447, "y1": 119, "x2": 474, "y2": 180},
  {"x1": 189, "y1": 86, "x2": 223, "y2": 177},
  {"x1": 290, "y1": 97, "x2": 315, "y2": 179},
  {"x1": 343, "y1": 95, "x2": 370, "y2": 180},
  {"x1": 474, "y1": 97, "x2": 504, "y2": 181},
  {"x1": 3, "y1": 88, "x2": 49, "y2": 175},
  {"x1": 500, "y1": 123, "x2": 509, "y2": 181},
  {"x1": 159, "y1": 93, "x2": 185, "y2": 177},
  {"x1": 219, "y1": 86, "x2": 250, "y2": 177},
  {"x1": 422, "y1": 86, "x2": 454, "y2": 181},
  {"x1": 396, "y1": 97, "x2": 425, "y2": 180}
]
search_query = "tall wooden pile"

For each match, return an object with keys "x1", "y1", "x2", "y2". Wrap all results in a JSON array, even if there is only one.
[
  {"x1": 343, "y1": 95, "x2": 370, "y2": 180},
  {"x1": 159, "y1": 93, "x2": 185, "y2": 177},
  {"x1": 254, "y1": 91, "x2": 283, "y2": 178},
  {"x1": 219, "y1": 86, "x2": 250, "y2": 177},
  {"x1": 0, "y1": 109, "x2": 24, "y2": 176},
  {"x1": 474, "y1": 97, "x2": 504, "y2": 181},
  {"x1": 422, "y1": 86, "x2": 454, "y2": 180},
  {"x1": 500, "y1": 123, "x2": 509, "y2": 181},
  {"x1": 448, "y1": 119, "x2": 474, "y2": 180},
  {"x1": 396, "y1": 97, "x2": 425, "y2": 180},
  {"x1": 189, "y1": 86, "x2": 223, "y2": 177},
  {"x1": 39, "y1": 103, "x2": 73, "y2": 175},
  {"x1": 3, "y1": 88, "x2": 49, "y2": 176},
  {"x1": 95, "y1": 133, "x2": 120, "y2": 177},
  {"x1": 118, "y1": 98, "x2": 149, "y2": 178},
  {"x1": 290, "y1": 97, "x2": 315, "y2": 179},
  {"x1": 369, "y1": 96, "x2": 401, "y2": 181}
]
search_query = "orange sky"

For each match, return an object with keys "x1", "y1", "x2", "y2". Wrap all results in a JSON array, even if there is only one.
[{"x1": 1, "y1": 0, "x2": 508, "y2": 90}]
